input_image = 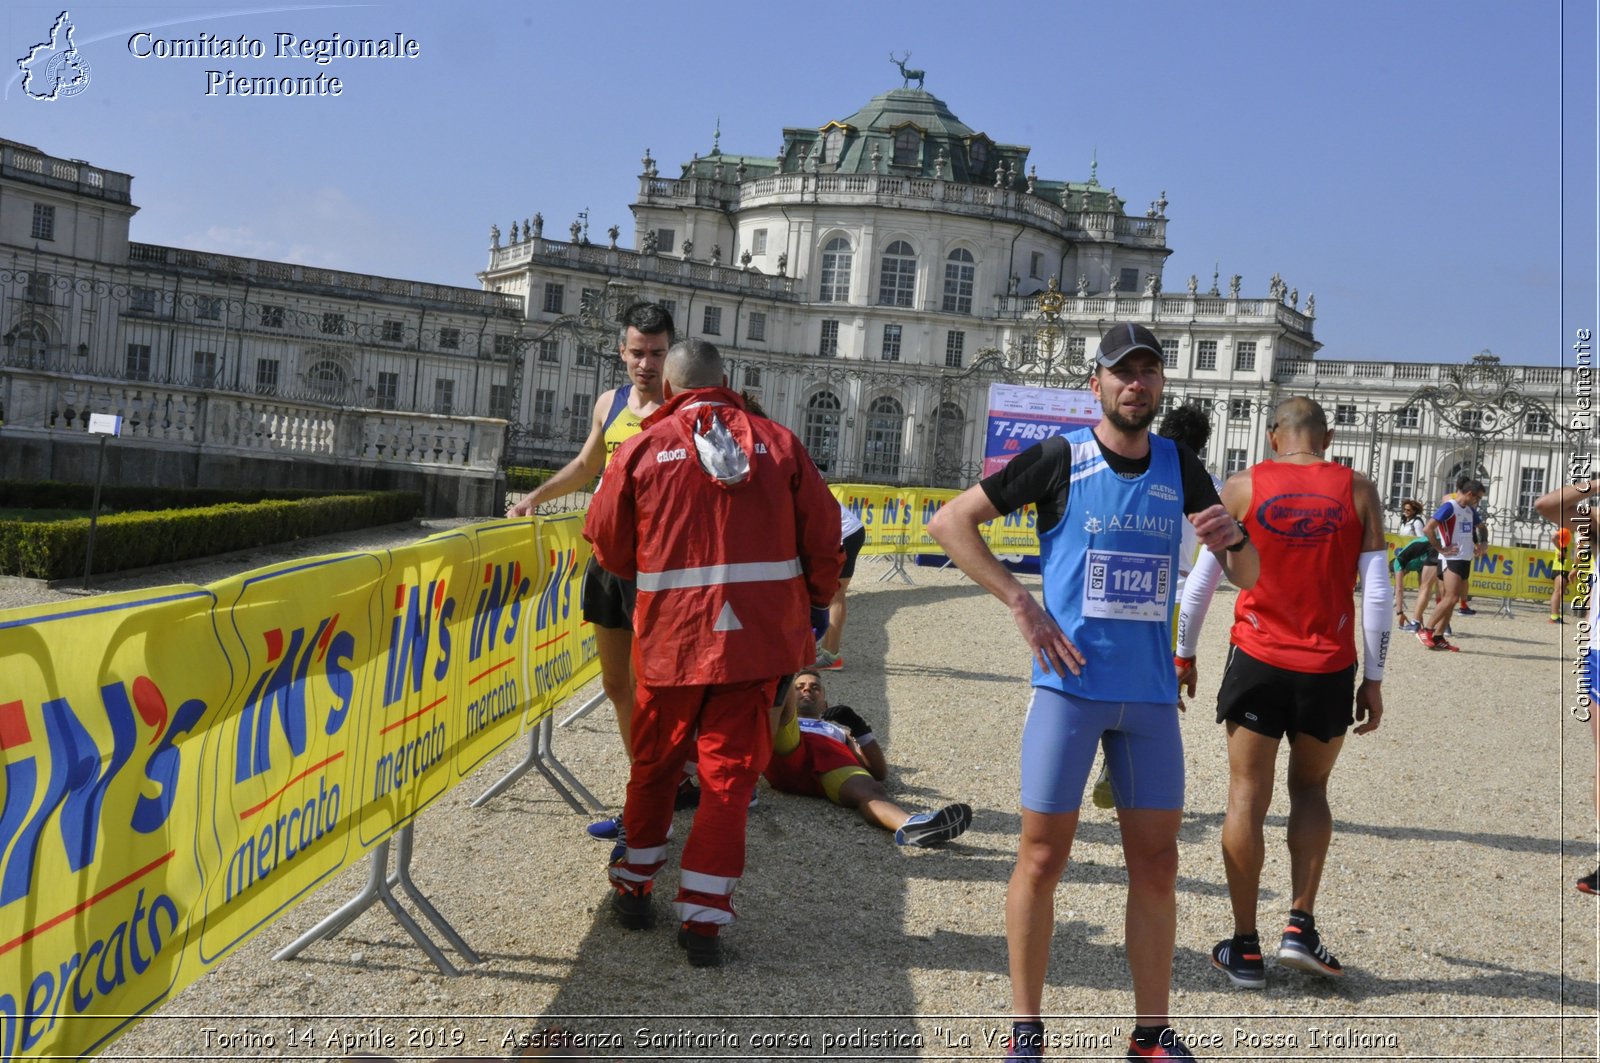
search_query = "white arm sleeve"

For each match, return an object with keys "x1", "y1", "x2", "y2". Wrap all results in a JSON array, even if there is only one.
[
  {"x1": 1175, "y1": 547, "x2": 1225, "y2": 658},
  {"x1": 1360, "y1": 549, "x2": 1393, "y2": 681}
]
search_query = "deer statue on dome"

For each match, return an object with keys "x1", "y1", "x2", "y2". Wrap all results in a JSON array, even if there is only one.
[{"x1": 890, "y1": 51, "x2": 925, "y2": 89}]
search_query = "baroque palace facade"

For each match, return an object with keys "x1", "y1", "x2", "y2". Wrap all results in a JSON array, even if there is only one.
[{"x1": 0, "y1": 82, "x2": 1584, "y2": 531}]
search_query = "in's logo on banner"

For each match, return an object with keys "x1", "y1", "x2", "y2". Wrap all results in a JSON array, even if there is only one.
[
  {"x1": 383, "y1": 583, "x2": 453, "y2": 708},
  {"x1": 18, "y1": 10, "x2": 92, "y2": 101},
  {"x1": 236, "y1": 616, "x2": 356, "y2": 782}
]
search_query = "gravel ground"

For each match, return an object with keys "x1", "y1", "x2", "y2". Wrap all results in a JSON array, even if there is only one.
[{"x1": 8, "y1": 528, "x2": 1597, "y2": 1061}]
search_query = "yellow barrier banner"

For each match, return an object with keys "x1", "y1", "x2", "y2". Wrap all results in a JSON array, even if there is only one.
[
  {"x1": 0, "y1": 586, "x2": 227, "y2": 1061},
  {"x1": 1384, "y1": 533, "x2": 1582, "y2": 604},
  {"x1": 455, "y1": 519, "x2": 542, "y2": 778},
  {"x1": 196, "y1": 551, "x2": 385, "y2": 963},
  {"x1": 984, "y1": 503, "x2": 1040, "y2": 556},
  {"x1": 525, "y1": 515, "x2": 602, "y2": 717},
  {"x1": 0, "y1": 512, "x2": 614, "y2": 1063},
  {"x1": 910, "y1": 488, "x2": 961, "y2": 552},
  {"x1": 831, "y1": 483, "x2": 919, "y2": 556}
]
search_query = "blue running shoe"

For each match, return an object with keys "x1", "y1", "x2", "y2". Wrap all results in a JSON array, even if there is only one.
[
  {"x1": 1279, "y1": 921, "x2": 1344, "y2": 977},
  {"x1": 1211, "y1": 935, "x2": 1266, "y2": 989},
  {"x1": 586, "y1": 815, "x2": 623, "y2": 841}
]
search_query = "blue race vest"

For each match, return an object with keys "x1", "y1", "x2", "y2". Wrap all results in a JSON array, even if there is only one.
[{"x1": 1035, "y1": 428, "x2": 1184, "y2": 703}]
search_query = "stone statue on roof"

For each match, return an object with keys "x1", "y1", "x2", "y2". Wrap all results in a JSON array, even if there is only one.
[
  {"x1": 489, "y1": 224, "x2": 500, "y2": 249},
  {"x1": 1188, "y1": 274, "x2": 1199, "y2": 295},
  {"x1": 1229, "y1": 274, "x2": 1242, "y2": 298},
  {"x1": 532, "y1": 213, "x2": 543, "y2": 237},
  {"x1": 643, "y1": 229, "x2": 658, "y2": 254},
  {"x1": 1306, "y1": 293, "x2": 1316, "y2": 317},
  {"x1": 510, "y1": 221, "x2": 520, "y2": 244},
  {"x1": 608, "y1": 224, "x2": 620, "y2": 248},
  {"x1": 1076, "y1": 274, "x2": 1088, "y2": 296},
  {"x1": 890, "y1": 51, "x2": 925, "y2": 89}
]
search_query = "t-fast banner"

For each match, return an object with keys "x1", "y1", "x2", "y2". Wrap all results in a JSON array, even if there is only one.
[{"x1": 982, "y1": 383, "x2": 1099, "y2": 477}]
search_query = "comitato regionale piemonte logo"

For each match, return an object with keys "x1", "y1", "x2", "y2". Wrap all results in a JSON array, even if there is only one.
[{"x1": 18, "y1": 10, "x2": 92, "y2": 101}]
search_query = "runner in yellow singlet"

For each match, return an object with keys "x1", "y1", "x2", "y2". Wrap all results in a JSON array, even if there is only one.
[{"x1": 508, "y1": 302, "x2": 673, "y2": 764}]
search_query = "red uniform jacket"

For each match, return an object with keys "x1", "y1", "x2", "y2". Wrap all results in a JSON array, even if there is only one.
[{"x1": 584, "y1": 387, "x2": 842, "y2": 688}]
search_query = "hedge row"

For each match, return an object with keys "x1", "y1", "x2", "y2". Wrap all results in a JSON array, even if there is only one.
[
  {"x1": 505, "y1": 466, "x2": 559, "y2": 493},
  {"x1": 0, "y1": 480, "x2": 326, "y2": 513},
  {"x1": 0, "y1": 491, "x2": 422, "y2": 580}
]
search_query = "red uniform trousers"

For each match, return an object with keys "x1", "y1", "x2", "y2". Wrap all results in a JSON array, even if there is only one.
[{"x1": 608, "y1": 676, "x2": 777, "y2": 927}]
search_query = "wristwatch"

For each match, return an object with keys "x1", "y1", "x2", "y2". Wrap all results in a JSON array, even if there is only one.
[{"x1": 1225, "y1": 520, "x2": 1250, "y2": 553}]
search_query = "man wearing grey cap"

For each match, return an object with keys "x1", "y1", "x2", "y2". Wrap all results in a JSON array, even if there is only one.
[{"x1": 929, "y1": 322, "x2": 1259, "y2": 1063}]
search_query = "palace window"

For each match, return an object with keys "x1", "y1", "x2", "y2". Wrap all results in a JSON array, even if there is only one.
[
  {"x1": 819, "y1": 319, "x2": 840, "y2": 357},
  {"x1": 375, "y1": 371, "x2": 399, "y2": 410},
  {"x1": 542, "y1": 283, "x2": 564, "y2": 314},
  {"x1": 31, "y1": 204, "x2": 55, "y2": 241},
  {"x1": 382, "y1": 319, "x2": 405, "y2": 343},
  {"x1": 191, "y1": 350, "x2": 218, "y2": 386},
  {"x1": 878, "y1": 241, "x2": 917, "y2": 307},
  {"x1": 255, "y1": 358, "x2": 280, "y2": 394},
  {"x1": 1195, "y1": 340, "x2": 1217, "y2": 371},
  {"x1": 945, "y1": 330, "x2": 965, "y2": 368},
  {"x1": 433, "y1": 379, "x2": 455, "y2": 415},
  {"x1": 702, "y1": 305, "x2": 722, "y2": 336},
  {"x1": 1228, "y1": 398, "x2": 1251, "y2": 420},
  {"x1": 124, "y1": 343, "x2": 152, "y2": 380},
  {"x1": 820, "y1": 237, "x2": 853, "y2": 302},
  {"x1": 1518, "y1": 467, "x2": 1547, "y2": 518},
  {"x1": 893, "y1": 128, "x2": 920, "y2": 166},
  {"x1": 881, "y1": 324, "x2": 902, "y2": 362},
  {"x1": 747, "y1": 312, "x2": 767, "y2": 342},
  {"x1": 751, "y1": 229, "x2": 768, "y2": 255},
  {"x1": 862, "y1": 396, "x2": 905, "y2": 480},
  {"x1": 320, "y1": 312, "x2": 345, "y2": 336},
  {"x1": 1335, "y1": 404, "x2": 1358, "y2": 425},
  {"x1": 803, "y1": 391, "x2": 842, "y2": 471},
  {"x1": 1234, "y1": 341, "x2": 1257, "y2": 372},
  {"x1": 438, "y1": 326, "x2": 461, "y2": 350},
  {"x1": 1388, "y1": 460, "x2": 1416, "y2": 509},
  {"x1": 942, "y1": 249, "x2": 975, "y2": 314},
  {"x1": 260, "y1": 304, "x2": 285, "y2": 329}
]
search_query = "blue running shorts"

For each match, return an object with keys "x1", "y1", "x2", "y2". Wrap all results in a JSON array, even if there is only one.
[{"x1": 1020, "y1": 687, "x2": 1184, "y2": 812}]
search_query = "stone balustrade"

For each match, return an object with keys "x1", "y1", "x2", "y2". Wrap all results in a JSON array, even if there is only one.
[
  {"x1": 0, "y1": 366, "x2": 502, "y2": 471},
  {"x1": 637, "y1": 171, "x2": 1168, "y2": 247}
]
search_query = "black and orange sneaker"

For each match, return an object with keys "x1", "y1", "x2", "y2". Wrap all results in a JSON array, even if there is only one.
[
  {"x1": 1126, "y1": 1029, "x2": 1198, "y2": 1060},
  {"x1": 1578, "y1": 869, "x2": 1599, "y2": 895},
  {"x1": 1211, "y1": 934, "x2": 1266, "y2": 989},
  {"x1": 1279, "y1": 917, "x2": 1343, "y2": 977}
]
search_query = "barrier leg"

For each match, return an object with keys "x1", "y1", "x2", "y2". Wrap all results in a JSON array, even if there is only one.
[
  {"x1": 1493, "y1": 594, "x2": 1515, "y2": 619},
  {"x1": 536, "y1": 714, "x2": 603, "y2": 811},
  {"x1": 273, "y1": 839, "x2": 460, "y2": 976},
  {"x1": 388, "y1": 826, "x2": 482, "y2": 964},
  {"x1": 559, "y1": 687, "x2": 609, "y2": 728},
  {"x1": 875, "y1": 553, "x2": 914, "y2": 585},
  {"x1": 470, "y1": 729, "x2": 540, "y2": 807}
]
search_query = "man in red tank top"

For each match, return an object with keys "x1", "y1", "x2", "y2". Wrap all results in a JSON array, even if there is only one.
[{"x1": 1173, "y1": 397, "x2": 1391, "y2": 990}]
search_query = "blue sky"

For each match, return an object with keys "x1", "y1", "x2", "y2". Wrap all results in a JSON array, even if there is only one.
[{"x1": 2, "y1": 0, "x2": 1593, "y2": 367}]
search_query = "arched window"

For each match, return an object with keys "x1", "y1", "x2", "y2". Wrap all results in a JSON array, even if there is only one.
[
  {"x1": 823, "y1": 127, "x2": 844, "y2": 165},
  {"x1": 934, "y1": 401, "x2": 965, "y2": 486},
  {"x1": 12, "y1": 321, "x2": 49, "y2": 362},
  {"x1": 942, "y1": 248, "x2": 976, "y2": 314},
  {"x1": 893, "y1": 128, "x2": 920, "y2": 166},
  {"x1": 306, "y1": 359, "x2": 348, "y2": 401},
  {"x1": 861, "y1": 396, "x2": 904, "y2": 481},
  {"x1": 819, "y1": 236, "x2": 852, "y2": 303},
  {"x1": 968, "y1": 138, "x2": 990, "y2": 176},
  {"x1": 877, "y1": 240, "x2": 917, "y2": 307},
  {"x1": 803, "y1": 391, "x2": 842, "y2": 471}
]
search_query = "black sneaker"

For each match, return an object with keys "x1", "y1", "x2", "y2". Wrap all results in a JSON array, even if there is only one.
[
  {"x1": 674, "y1": 777, "x2": 701, "y2": 810},
  {"x1": 1278, "y1": 921, "x2": 1343, "y2": 977},
  {"x1": 610, "y1": 886, "x2": 655, "y2": 931},
  {"x1": 1457, "y1": 604, "x2": 1477, "y2": 616},
  {"x1": 895, "y1": 803, "x2": 973, "y2": 846},
  {"x1": 1211, "y1": 935, "x2": 1266, "y2": 989},
  {"x1": 677, "y1": 923, "x2": 723, "y2": 967},
  {"x1": 1578, "y1": 869, "x2": 1599, "y2": 895}
]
